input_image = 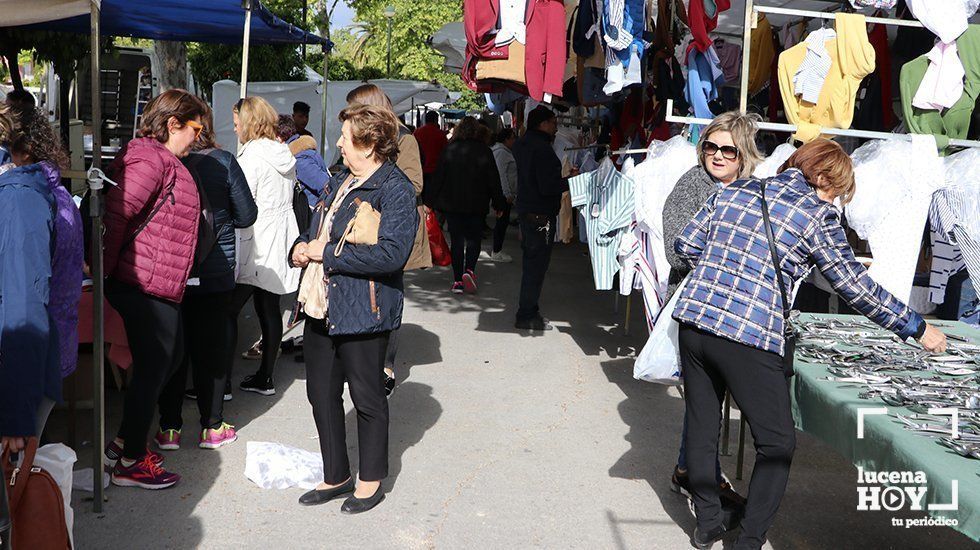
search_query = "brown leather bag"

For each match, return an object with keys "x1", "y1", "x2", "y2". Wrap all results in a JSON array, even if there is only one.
[{"x1": 2, "y1": 438, "x2": 71, "y2": 549}]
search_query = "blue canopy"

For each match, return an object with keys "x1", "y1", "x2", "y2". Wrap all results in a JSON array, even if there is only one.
[{"x1": 22, "y1": 0, "x2": 327, "y2": 46}]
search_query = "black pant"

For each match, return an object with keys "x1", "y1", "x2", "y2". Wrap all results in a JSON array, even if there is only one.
[
  {"x1": 105, "y1": 278, "x2": 184, "y2": 460},
  {"x1": 230, "y1": 284, "x2": 283, "y2": 379},
  {"x1": 444, "y1": 212, "x2": 483, "y2": 282},
  {"x1": 158, "y1": 290, "x2": 234, "y2": 431},
  {"x1": 679, "y1": 324, "x2": 796, "y2": 550},
  {"x1": 304, "y1": 321, "x2": 390, "y2": 484},
  {"x1": 384, "y1": 327, "x2": 399, "y2": 371},
  {"x1": 492, "y1": 203, "x2": 512, "y2": 253},
  {"x1": 517, "y1": 215, "x2": 556, "y2": 321}
]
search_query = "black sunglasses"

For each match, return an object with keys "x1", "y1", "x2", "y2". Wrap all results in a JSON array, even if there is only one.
[{"x1": 702, "y1": 140, "x2": 740, "y2": 160}]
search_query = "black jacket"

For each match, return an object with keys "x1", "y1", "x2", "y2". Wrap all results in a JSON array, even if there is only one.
[
  {"x1": 290, "y1": 161, "x2": 418, "y2": 336},
  {"x1": 183, "y1": 149, "x2": 258, "y2": 293},
  {"x1": 513, "y1": 129, "x2": 568, "y2": 217},
  {"x1": 426, "y1": 138, "x2": 506, "y2": 215}
]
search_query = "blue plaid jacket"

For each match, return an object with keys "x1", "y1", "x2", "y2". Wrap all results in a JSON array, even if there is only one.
[{"x1": 672, "y1": 169, "x2": 924, "y2": 355}]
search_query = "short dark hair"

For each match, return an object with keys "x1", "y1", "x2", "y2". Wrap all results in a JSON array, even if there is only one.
[
  {"x1": 139, "y1": 89, "x2": 208, "y2": 143},
  {"x1": 339, "y1": 103, "x2": 400, "y2": 162},
  {"x1": 276, "y1": 114, "x2": 297, "y2": 141},
  {"x1": 495, "y1": 128, "x2": 515, "y2": 143},
  {"x1": 293, "y1": 101, "x2": 311, "y2": 116},
  {"x1": 10, "y1": 106, "x2": 69, "y2": 169},
  {"x1": 526, "y1": 105, "x2": 555, "y2": 131},
  {"x1": 424, "y1": 110, "x2": 439, "y2": 125},
  {"x1": 6, "y1": 89, "x2": 35, "y2": 110}
]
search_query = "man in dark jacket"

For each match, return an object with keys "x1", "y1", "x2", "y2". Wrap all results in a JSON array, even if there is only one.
[{"x1": 512, "y1": 106, "x2": 570, "y2": 330}]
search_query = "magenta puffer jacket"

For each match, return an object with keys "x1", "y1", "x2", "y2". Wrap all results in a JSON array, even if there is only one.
[{"x1": 104, "y1": 137, "x2": 199, "y2": 303}]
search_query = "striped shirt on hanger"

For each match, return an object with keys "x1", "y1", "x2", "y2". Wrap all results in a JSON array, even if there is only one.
[{"x1": 569, "y1": 158, "x2": 636, "y2": 291}]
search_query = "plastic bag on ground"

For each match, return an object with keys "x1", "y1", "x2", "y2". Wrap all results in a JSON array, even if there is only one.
[
  {"x1": 634, "y1": 277, "x2": 688, "y2": 385},
  {"x1": 245, "y1": 441, "x2": 323, "y2": 490},
  {"x1": 34, "y1": 443, "x2": 76, "y2": 549}
]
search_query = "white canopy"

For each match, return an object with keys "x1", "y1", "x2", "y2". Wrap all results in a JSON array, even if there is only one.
[
  {"x1": 0, "y1": 0, "x2": 98, "y2": 27},
  {"x1": 213, "y1": 78, "x2": 451, "y2": 164}
]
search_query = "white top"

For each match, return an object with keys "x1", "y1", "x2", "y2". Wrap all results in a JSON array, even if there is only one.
[
  {"x1": 495, "y1": 0, "x2": 527, "y2": 46},
  {"x1": 848, "y1": 135, "x2": 944, "y2": 302},
  {"x1": 753, "y1": 143, "x2": 798, "y2": 179},
  {"x1": 913, "y1": 41, "x2": 966, "y2": 111},
  {"x1": 235, "y1": 138, "x2": 301, "y2": 295},
  {"x1": 906, "y1": 0, "x2": 978, "y2": 45},
  {"x1": 932, "y1": 148, "x2": 980, "y2": 299},
  {"x1": 793, "y1": 27, "x2": 836, "y2": 104}
]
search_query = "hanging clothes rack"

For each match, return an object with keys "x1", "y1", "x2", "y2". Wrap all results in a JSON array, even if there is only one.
[
  {"x1": 738, "y1": 2, "x2": 926, "y2": 112},
  {"x1": 665, "y1": 100, "x2": 980, "y2": 149}
]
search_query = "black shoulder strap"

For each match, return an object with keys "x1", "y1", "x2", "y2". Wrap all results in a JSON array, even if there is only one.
[{"x1": 759, "y1": 179, "x2": 790, "y2": 319}]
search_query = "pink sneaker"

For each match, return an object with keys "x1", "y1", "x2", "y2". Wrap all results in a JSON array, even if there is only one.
[
  {"x1": 451, "y1": 281, "x2": 465, "y2": 294},
  {"x1": 111, "y1": 455, "x2": 180, "y2": 490},
  {"x1": 199, "y1": 423, "x2": 238, "y2": 449},
  {"x1": 154, "y1": 428, "x2": 181, "y2": 451},
  {"x1": 462, "y1": 270, "x2": 478, "y2": 294},
  {"x1": 104, "y1": 440, "x2": 163, "y2": 472}
]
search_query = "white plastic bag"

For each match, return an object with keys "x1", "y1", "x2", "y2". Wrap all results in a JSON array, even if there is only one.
[
  {"x1": 245, "y1": 441, "x2": 323, "y2": 490},
  {"x1": 634, "y1": 278, "x2": 688, "y2": 385},
  {"x1": 34, "y1": 443, "x2": 76, "y2": 549}
]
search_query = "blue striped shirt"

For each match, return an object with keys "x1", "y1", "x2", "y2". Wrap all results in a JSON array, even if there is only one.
[
  {"x1": 673, "y1": 169, "x2": 923, "y2": 355},
  {"x1": 570, "y1": 160, "x2": 635, "y2": 291}
]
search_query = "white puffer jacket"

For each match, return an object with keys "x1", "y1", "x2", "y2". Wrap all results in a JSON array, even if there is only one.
[{"x1": 235, "y1": 138, "x2": 301, "y2": 295}]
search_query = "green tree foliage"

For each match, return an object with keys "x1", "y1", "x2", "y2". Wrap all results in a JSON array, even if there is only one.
[
  {"x1": 342, "y1": 0, "x2": 482, "y2": 109},
  {"x1": 188, "y1": 0, "x2": 313, "y2": 100}
]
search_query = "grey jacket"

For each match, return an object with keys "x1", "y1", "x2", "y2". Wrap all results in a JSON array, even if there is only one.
[
  {"x1": 491, "y1": 142, "x2": 518, "y2": 201},
  {"x1": 662, "y1": 166, "x2": 718, "y2": 296}
]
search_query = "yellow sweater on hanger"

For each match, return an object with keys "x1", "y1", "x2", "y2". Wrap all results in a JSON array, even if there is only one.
[{"x1": 777, "y1": 13, "x2": 876, "y2": 142}]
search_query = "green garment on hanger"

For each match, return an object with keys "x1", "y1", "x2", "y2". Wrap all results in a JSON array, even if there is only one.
[{"x1": 900, "y1": 25, "x2": 980, "y2": 152}]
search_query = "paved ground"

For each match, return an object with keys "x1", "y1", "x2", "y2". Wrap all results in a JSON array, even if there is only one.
[{"x1": 60, "y1": 223, "x2": 972, "y2": 549}]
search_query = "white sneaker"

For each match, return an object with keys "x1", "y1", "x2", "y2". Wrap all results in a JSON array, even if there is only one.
[
  {"x1": 479, "y1": 250, "x2": 492, "y2": 260},
  {"x1": 490, "y1": 251, "x2": 513, "y2": 263}
]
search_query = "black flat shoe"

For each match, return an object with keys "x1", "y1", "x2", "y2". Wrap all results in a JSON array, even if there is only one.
[
  {"x1": 298, "y1": 478, "x2": 355, "y2": 506},
  {"x1": 340, "y1": 486, "x2": 385, "y2": 514}
]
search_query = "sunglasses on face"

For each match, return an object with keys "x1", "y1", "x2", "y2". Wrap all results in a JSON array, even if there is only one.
[
  {"x1": 186, "y1": 120, "x2": 204, "y2": 140},
  {"x1": 702, "y1": 140, "x2": 739, "y2": 161}
]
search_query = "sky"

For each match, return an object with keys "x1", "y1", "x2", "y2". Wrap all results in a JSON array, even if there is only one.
[{"x1": 330, "y1": 1, "x2": 356, "y2": 30}]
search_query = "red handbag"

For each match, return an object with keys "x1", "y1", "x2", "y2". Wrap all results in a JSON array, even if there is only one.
[
  {"x1": 2, "y1": 438, "x2": 71, "y2": 549},
  {"x1": 425, "y1": 210, "x2": 452, "y2": 267}
]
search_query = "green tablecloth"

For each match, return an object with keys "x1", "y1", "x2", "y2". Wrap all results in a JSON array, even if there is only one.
[{"x1": 790, "y1": 313, "x2": 980, "y2": 542}]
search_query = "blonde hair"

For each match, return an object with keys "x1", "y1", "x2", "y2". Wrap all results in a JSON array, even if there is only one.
[
  {"x1": 697, "y1": 111, "x2": 763, "y2": 179},
  {"x1": 234, "y1": 96, "x2": 278, "y2": 142},
  {"x1": 0, "y1": 104, "x2": 13, "y2": 145},
  {"x1": 779, "y1": 139, "x2": 856, "y2": 204}
]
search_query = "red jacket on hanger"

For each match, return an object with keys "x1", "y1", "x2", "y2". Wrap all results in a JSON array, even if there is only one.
[
  {"x1": 686, "y1": 0, "x2": 732, "y2": 56},
  {"x1": 525, "y1": 0, "x2": 567, "y2": 101},
  {"x1": 462, "y1": 0, "x2": 509, "y2": 91}
]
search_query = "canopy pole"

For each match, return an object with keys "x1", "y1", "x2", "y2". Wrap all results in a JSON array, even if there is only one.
[
  {"x1": 240, "y1": 0, "x2": 253, "y2": 99},
  {"x1": 321, "y1": 2, "x2": 333, "y2": 163},
  {"x1": 739, "y1": 0, "x2": 753, "y2": 113},
  {"x1": 89, "y1": 0, "x2": 106, "y2": 514}
]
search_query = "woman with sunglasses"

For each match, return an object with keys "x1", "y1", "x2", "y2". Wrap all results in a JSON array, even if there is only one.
[
  {"x1": 661, "y1": 110, "x2": 763, "y2": 513},
  {"x1": 101, "y1": 89, "x2": 207, "y2": 489}
]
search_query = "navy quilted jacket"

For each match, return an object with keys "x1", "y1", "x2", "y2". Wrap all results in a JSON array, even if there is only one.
[{"x1": 290, "y1": 161, "x2": 418, "y2": 336}]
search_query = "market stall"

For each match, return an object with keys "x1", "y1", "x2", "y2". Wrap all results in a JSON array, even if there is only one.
[
  {"x1": 790, "y1": 313, "x2": 980, "y2": 540},
  {"x1": 455, "y1": 0, "x2": 980, "y2": 541}
]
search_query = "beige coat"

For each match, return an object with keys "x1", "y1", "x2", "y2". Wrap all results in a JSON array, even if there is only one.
[{"x1": 396, "y1": 132, "x2": 432, "y2": 270}]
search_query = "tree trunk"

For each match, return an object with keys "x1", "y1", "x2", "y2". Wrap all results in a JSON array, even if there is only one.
[
  {"x1": 2, "y1": 49, "x2": 23, "y2": 90},
  {"x1": 155, "y1": 41, "x2": 187, "y2": 91}
]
